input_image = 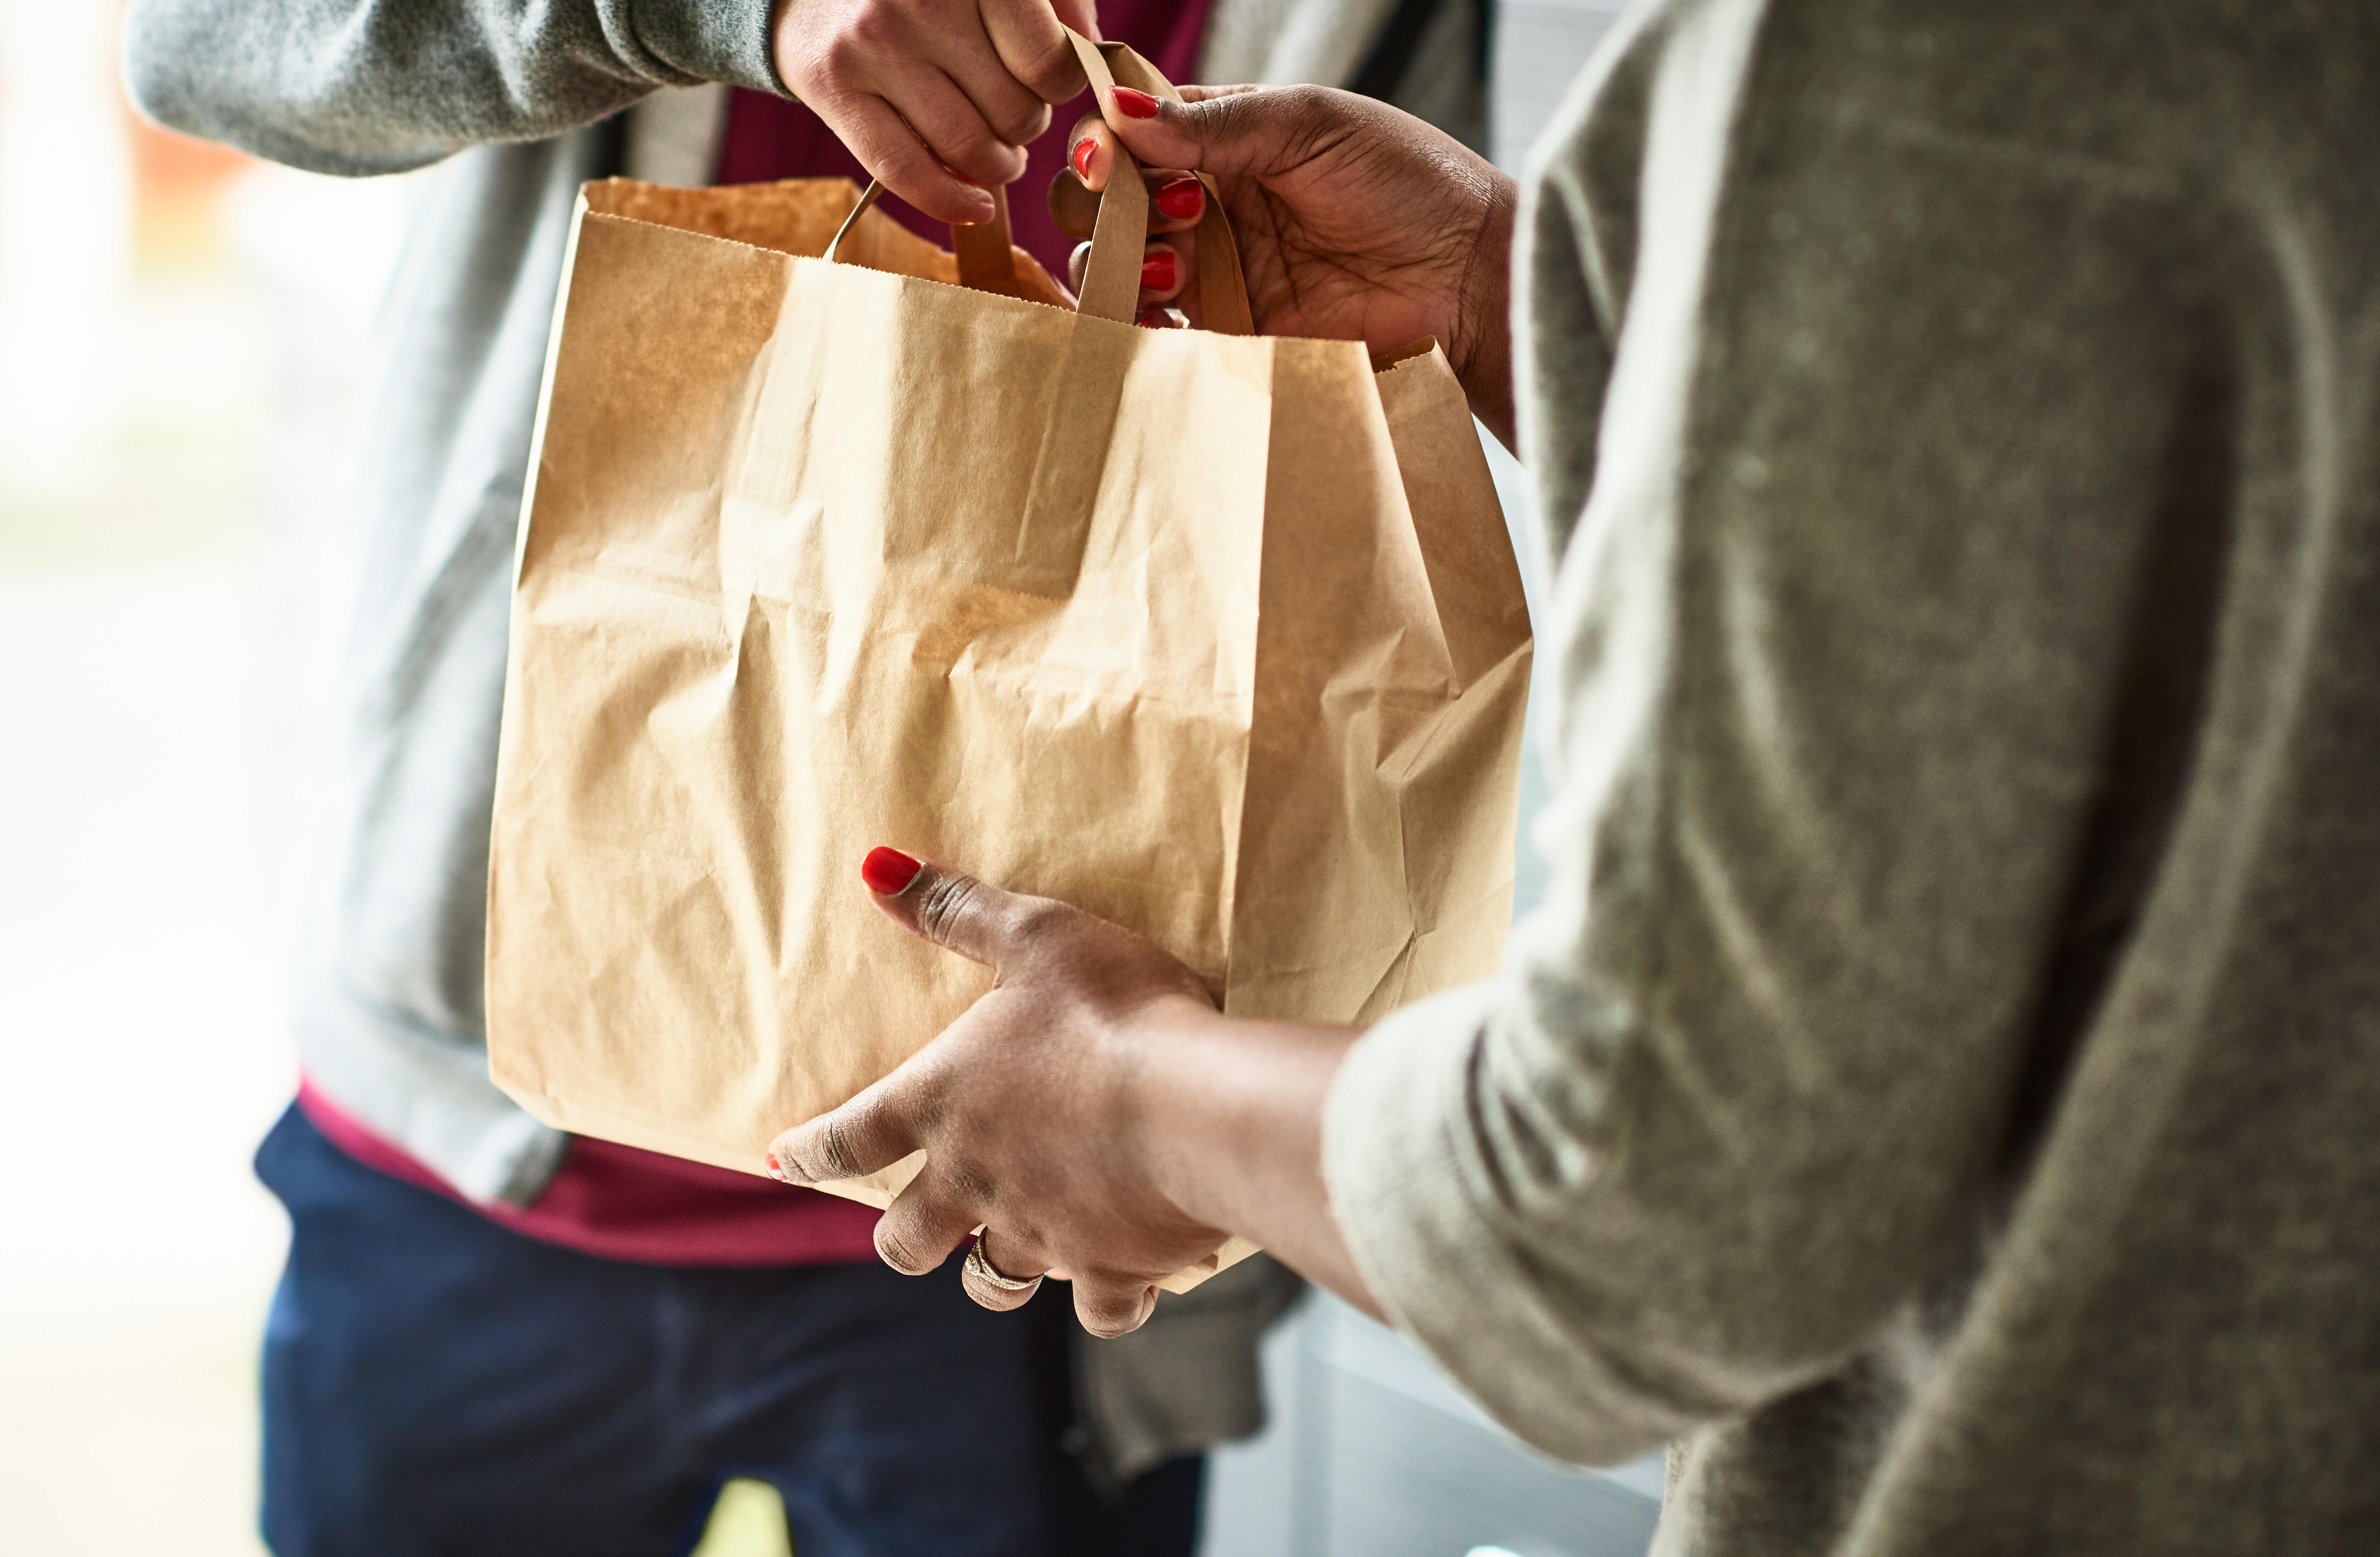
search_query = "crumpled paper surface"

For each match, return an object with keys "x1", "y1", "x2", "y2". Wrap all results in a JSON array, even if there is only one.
[{"x1": 486, "y1": 178, "x2": 1530, "y2": 1291}]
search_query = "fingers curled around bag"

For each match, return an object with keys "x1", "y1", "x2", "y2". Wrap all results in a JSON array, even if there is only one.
[
  {"x1": 1061, "y1": 111, "x2": 1118, "y2": 197},
  {"x1": 1072, "y1": 1273, "x2": 1162, "y2": 1339},
  {"x1": 867, "y1": 1171, "x2": 981, "y2": 1276},
  {"x1": 832, "y1": 94, "x2": 998, "y2": 226},
  {"x1": 960, "y1": 1232, "x2": 1048, "y2": 1311},
  {"x1": 892, "y1": 71, "x2": 1031, "y2": 191},
  {"x1": 1098, "y1": 80, "x2": 1335, "y2": 186},
  {"x1": 768, "y1": 1072, "x2": 924, "y2": 1185},
  {"x1": 980, "y1": 0, "x2": 1091, "y2": 105},
  {"x1": 1066, "y1": 238, "x2": 1194, "y2": 315},
  {"x1": 1053, "y1": 162, "x2": 1205, "y2": 244},
  {"x1": 1136, "y1": 239, "x2": 1190, "y2": 306}
]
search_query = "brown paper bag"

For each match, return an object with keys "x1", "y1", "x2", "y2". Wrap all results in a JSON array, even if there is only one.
[{"x1": 486, "y1": 40, "x2": 1531, "y2": 1291}]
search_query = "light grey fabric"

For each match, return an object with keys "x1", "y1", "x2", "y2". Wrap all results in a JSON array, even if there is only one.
[
  {"x1": 1200, "y1": 0, "x2": 1486, "y2": 149},
  {"x1": 1326, "y1": 0, "x2": 2380, "y2": 1550},
  {"x1": 274, "y1": 124, "x2": 611, "y2": 1205},
  {"x1": 624, "y1": 82, "x2": 731, "y2": 184},
  {"x1": 121, "y1": 0, "x2": 764, "y2": 1204},
  {"x1": 1072, "y1": 1252, "x2": 1309, "y2": 1483},
  {"x1": 122, "y1": 0, "x2": 782, "y2": 176},
  {"x1": 1196, "y1": 0, "x2": 1400, "y2": 86}
]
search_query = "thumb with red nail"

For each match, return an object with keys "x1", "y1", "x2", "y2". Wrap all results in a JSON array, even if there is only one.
[
  {"x1": 860, "y1": 845, "x2": 923, "y2": 895},
  {"x1": 771, "y1": 848, "x2": 1376, "y2": 1338}
]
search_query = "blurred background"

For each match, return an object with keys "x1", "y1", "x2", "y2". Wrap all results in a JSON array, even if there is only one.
[
  {"x1": 0, "y1": 1, "x2": 412, "y2": 1553},
  {"x1": 0, "y1": 2, "x2": 1632, "y2": 1554}
]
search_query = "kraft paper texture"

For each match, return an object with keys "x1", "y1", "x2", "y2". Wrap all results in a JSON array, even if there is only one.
[{"x1": 487, "y1": 158, "x2": 1530, "y2": 1294}]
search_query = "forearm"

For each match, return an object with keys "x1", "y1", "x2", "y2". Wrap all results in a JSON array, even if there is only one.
[
  {"x1": 122, "y1": 0, "x2": 781, "y2": 175},
  {"x1": 1128, "y1": 1001, "x2": 1383, "y2": 1317}
]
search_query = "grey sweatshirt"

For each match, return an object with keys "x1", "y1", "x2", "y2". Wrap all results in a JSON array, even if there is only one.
[
  {"x1": 1327, "y1": 0, "x2": 2380, "y2": 1549},
  {"x1": 121, "y1": 0, "x2": 1493, "y2": 1479}
]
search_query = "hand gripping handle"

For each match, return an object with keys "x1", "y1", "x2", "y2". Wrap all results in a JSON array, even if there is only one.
[{"x1": 827, "y1": 29, "x2": 1253, "y2": 334}]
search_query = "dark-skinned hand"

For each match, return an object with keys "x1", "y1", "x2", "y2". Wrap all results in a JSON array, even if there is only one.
[
  {"x1": 1052, "y1": 81, "x2": 1520, "y2": 444},
  {"x1": 769, "y1": 849, "x2": 1241, "y2": 1338}
]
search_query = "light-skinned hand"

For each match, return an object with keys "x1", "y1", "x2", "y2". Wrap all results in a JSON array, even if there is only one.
[{"x1": 772, "y1": 0, "x2": 1100, "y2": 226}]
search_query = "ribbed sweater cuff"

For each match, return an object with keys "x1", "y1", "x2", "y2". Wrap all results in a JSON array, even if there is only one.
[
  {"x1": 1322, "y1": 981, "x2": 1685, "y2": 1466},
  {"x1": 638, "y1": 0, "x2": 790, "y2": 96}
]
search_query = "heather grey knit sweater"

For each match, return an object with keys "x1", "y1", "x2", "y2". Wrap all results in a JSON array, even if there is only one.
[{"x1": 1327, "y1": 0, "x2": 2380, "y2": 1550}]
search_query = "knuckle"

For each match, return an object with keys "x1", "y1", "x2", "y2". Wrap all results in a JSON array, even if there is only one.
[
  {"x1": 873, "y1": 1218, "x2": 933, "y2": 1274},
  {"x1": 1272, "y1": 84, "x2": 1343, "y2": 128},
  {"x1": 1019, "y1": 40, "x2": 1082, "y2": 100},
  {"x1": 905, "y1": 1069, "x2": 950, "y2": 1134},
  {"x1": 1006, "y1": 899, "x2": 1072, "y2": 946},
  {"x1": 1082, "y1": 1306, "x2": 1144, "y2": 1339},
  {"x1": 940, "y1": 125, "x2": 1010, "y2": 179},
  {"x1": 1076, "y1": 1277, "x2": 1155, "y2": 1338},
  {"x1": 945, "y1": 1157, "x2": 999, "y2": 1209},
  {"x1": 1199, "y1": 87, "x2": 1261, "y2": 142},
  {"x1": 838, "y1": 8, "x2": 902, "y2": 58},
  {"x1": 808, "y1": 1113, "x2": 863, "y2": 1177},
  {"x1": 1204, "y1": 84, "x2": 1333, "y2": 168},
  {"x1": 915, "y1": 873, "x2": 983, "y2": 945},
  {"x1": 994, "y1": 101, "x2": 1052, "y2": 147},
  {"x1": 875, "y1": 136, "x2": 937, "y2": 182},
  {"x1": 814, "y1": 28, "x2": 875, "y2": 83}
]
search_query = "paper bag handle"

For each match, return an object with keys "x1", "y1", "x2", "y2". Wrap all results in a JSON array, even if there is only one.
[
  {"x1": 826, "y1": 179, "x2": 1029, "y2": 298},
  {"x1": 823, "y1": 30, "x2": 1254, "y2": 334},
  {"x1": 1062, "y1": 30, "x2": 1254, "y2": 334}
]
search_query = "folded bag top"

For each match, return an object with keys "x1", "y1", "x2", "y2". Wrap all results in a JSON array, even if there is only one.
[{"x1": 486, "y1": 32, "x2": 1531, "y2": 1292}]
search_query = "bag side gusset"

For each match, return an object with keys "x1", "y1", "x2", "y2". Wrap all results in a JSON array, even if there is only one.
[
  {"x1": 1375, "y1": 346, "x2": 1534, "y2": 1008},
  {"x1": 1225, "y1": 338, "x2": 1450, "y2": 1022}
]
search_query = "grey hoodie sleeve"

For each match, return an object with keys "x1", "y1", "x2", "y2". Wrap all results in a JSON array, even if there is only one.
[{"x1": 122, "y1": 0, "x2": 784, "y2": 175}]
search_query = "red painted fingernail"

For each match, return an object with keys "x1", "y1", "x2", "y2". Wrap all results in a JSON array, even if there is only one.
[
  {"x1": 1153, "y1": 177, "x2": 1203, "y2": 220},
  {"x1": 1112, "y1": 87, "x2": 1161, "y2": 120},
  {"x1": 1071, "y1": 136, "x2": 1096, "y2": 180},
  {"x1": 765, "y1": 1152, "x2": 791, "y2": 1184},
  {"x1": 861, "y1": 846, "x2": 923, "y2": 895},
  {"x1": 1141, "y1": 250, "x2": 1176, "y2": 290}
]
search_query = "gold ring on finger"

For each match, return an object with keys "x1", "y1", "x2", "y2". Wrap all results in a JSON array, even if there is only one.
[{"x1": 965, "y1": 1240, "x2": 1042, "y2": 1296}]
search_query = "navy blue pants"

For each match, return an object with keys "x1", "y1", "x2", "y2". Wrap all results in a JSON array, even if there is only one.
[{"x1": 256, "y1": 1105, "x2": 1201, "y2": 1557}]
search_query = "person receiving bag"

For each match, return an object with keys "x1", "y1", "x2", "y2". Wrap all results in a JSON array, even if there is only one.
[{"x1": 774, "y1": 7, "x2": 2380, "y2": 1557}]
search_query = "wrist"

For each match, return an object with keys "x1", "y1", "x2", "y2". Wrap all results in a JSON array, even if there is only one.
[
  {"x1": 1452, "y1": 170, "x2": 1520, "y2": 449},
  {"x1": 1119, "y1": 999, "x2": 1359, "y2": 1244},
  {"x1": 1111, "y1": 993, "x2": 1241, "y2": 1235}
]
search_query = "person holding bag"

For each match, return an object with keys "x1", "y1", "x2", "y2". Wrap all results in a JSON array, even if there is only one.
[
  {"x1": 774, "y1": 3, "x2": 2380, "y2": 1553},
  {"x1": 119, "y1": 0, "x2": 1481, "y2": 1551}
]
